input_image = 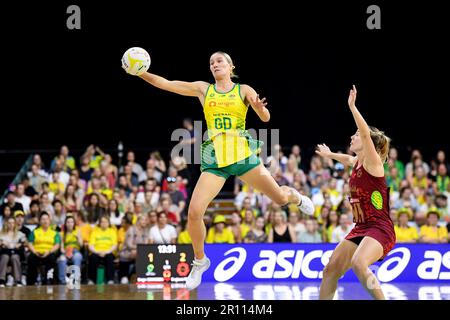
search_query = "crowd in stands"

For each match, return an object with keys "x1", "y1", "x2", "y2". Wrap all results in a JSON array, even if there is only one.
[{"x1": 1, "y1": 137, "x2": 449, "y2": 287}]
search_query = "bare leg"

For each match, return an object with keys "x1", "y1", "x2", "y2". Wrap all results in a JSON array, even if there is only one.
[
  {"x1": 319, "y1": 240, "x2": 357, "y2": 299},
  {"x1": 239, "y1": 163, "x2": 299, "y2": 205},
  {"x1": 351, "y1": 236, "x2": 385, "y2": 300},
  {"x1": 187, "y1": 172, "x2": 226, "y2": 260}
]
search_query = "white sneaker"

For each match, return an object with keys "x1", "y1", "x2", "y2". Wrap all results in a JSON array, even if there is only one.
[
  {"x1": 6, "y1": 275, "x2": 14, "y2": 287},
  {"x1": 21, "y1": 275, "x2": 27, "y2": 286},
  {"x1": 0, "y1": 284, "x2": 5, "y2": 288},
  {"x1": 292, "y1": 189, "x2": 314, "y2": 216},
  {"x1": 120, "y1": 277, "x2": 129, "y2": 285},
  {"x1": 87, "y1": 280, "x2": 95, "y2": 285},
  {"x1": 185, "y1": 257, "x2": 210, "y2": 290},
  {"x1": 107, "y1": 280, "x2": 114, "y2": 285}
]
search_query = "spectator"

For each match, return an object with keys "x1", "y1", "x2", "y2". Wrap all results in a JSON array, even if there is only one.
[
  {"x1": 268, "y1": 210, "x2": 296, "y2": 243},
  {"x1": 244, "y1": 216, "x2": 268, "y2": 243},
  {"x1": 14, "y1": 210, "x2": 31, "y2": 239},
  {"x1": 159, "y1": 197, "x2": 180, "y2": 226},
  {"x1": 27, "y1": 212, "x2": 60, "y2": 285},
  {"x1": 171, "y1": 156, "x2": 192, "y2": 197},
  {"x1": 28, "y1": 164, "x2": 47, "y2": 193},
  {"x1": 107, "y1": 199, "x2": 124, "y2": 228},
  {"x1": 123, "y1": 163, "x2": 140, "y2": 187},
  {"x1": 57, "y1": 215, "x2": 83, "y2": 285},
  {"x1": 408, "y1": 165, "x2": 430, "y2": 191},
  {"x1": 51, "y1": 145, "x2": 76, "y2": 172},
  {"x1": 435, "y1": 194, "x2": 450, "y2": 223},
  {"x1": 384, "y1": 147, "x2": 405, "y2": 180},
  {"x1": 126, "y1": 151, "x2": 144, "y2": 177},
  {"x1": 149, "y1": 151, "x2": 167, "y2": 173},
  {"x1": 394, "y1": 208, "x2": 418, "y2": 243},
  {"x1": 386, "y1": 166, "x2": 402, "y2": 194},
  {"x1": 266, "y1": 144, "x2": 288, "y2": 174},
  {"x1": 149, "y1": 212, "x2": 177, "y2": 244},
  {"x1": 101, "y1": 154, "x2": 118, "y2": 189},
  {"x1": 76, "y1": 212, "x2": 91, "y2": 247},
  {"x1": 88, "y1": 215, "x2": 117, "y2": 284},
  {"x1": 82, "y1": 145, "x2": 105, "y2": 169},
  {"x1": 136, "y1": 178, "x2": 160, "y2": 204},
  {"x1": 39, "y1": 191, "x2": 54, "y2": 215},
  {"x1": 63, "y1": 184, "x2": 80, "y2": 212},
  {"x1": 48, "y1": 171, "x2": 65, "y2": 196},
  {"x1": 87, "y1": 177, "x2": 112, "y2": 201},
  {"x1": 117, "y1": 214, "x2": 133, "y2": 252},
  {"x1": 0, "y1": 191, "x2": 24, "y2": 220},
  {"x1": 241, "y1": 209, "x2": 255, "y2": 239},
  {"x1": 52, "y1": 200, "x2": 66, "y2": 231},
  {"x1": 228, "y1": 212, "x2": 242, "y2": 243},
  {"x1": 394, "y1": 186, "x2": 419, "y2": 212},
  {"x1": 284, "y1": 156, "x2": 299, "y2": 185},
  {"x1": 406, "y1": 149, "x2": 430, "y2": 180},
  {"x1": 148, "y1": 210, "x2": 158, "y2": 229},
  {"x1": 419, "y1": 208, "x2": 448, "y2": 243},
  {"x1": 165, "y1": 177, "x2": 186, "y2": 219},
  {"x1": 273, "y1": 167, "x2": 290, "y2": 187},
  {"x1": 25, "y1": 200, "x2": 40, "y2": 226},
  {"x1": 433, "y1": 163, "x2": 450, "y2": 194},
  {"x1": 290, "y1": 145, "x2": 302, "y2": 169},
  {"x1": 324, "y1": 210, "x2": 339, "y2": 243},
  {"x1": 85, "y1": 193, "x2": 106, "y2": 225},
  {"x1": 177, "y1": 220, "x2": 192, "y2": 244},
  {"x1": 331, "y1": 213, "x2": 353, "y2": 243},
  {"x1": 119, "y1": 214, "x2": 150, "y2": 284},
  {"x1": 206, "y1": 215, "x2": 235, "y2": 244},
  {"x1": 0, "y1": 206, "x2": 13, "y2": 228},
  {"x1": 14, "y1": 183, "x2": 31, "y2": 214},
  {"x1": 238, "y1": 196, "x2": 259, "y2": 219},
  {"x1": 235, "y1": 186, "x2": 259, "y2": 211},
  {"x1": 0, "y1": 216, "x2": 26, "y2": 287},
  {"x1": 140, "y1": 159, "x2": 163, "y2": 184},
  {"x1": 117, "y1": 175, "x2": 132, "y2": 197},
  {"x1": 31, "y1": 154, "x2": 48, "y2": 178},
  {"x1": 79, "y1": 156, "x2": 94, "y2": 184},
  {"x1": 288, "y1": 211, "x2": 306, "y2": 240},
  {"x1": 298, "y1": 218, "x2": 323, "y2": 243}
]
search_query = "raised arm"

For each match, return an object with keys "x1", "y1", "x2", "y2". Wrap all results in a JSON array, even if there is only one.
[
  {"x1": 241, "y1": 84, "x2": 270, "y2": 122},
  {"x1": 138, "y1": 72, "x2": 209, "y2": 98},
  {"x1": 316, "y1": 144, "x2": 356, "y2": 167},
  {"x1": 347, "y1": 85, "x2": 383, "y2": 170}
]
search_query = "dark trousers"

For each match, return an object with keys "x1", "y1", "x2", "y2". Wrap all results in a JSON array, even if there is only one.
[
  {"x1": 88, "y1": 253, "x2": 115, "y2": 282},
  {"x1": 118, "y1": 260, "x2": 135, "y2": 279},
  {"x1": 27, "y1": 252, "x2": 57, "y2": 285}
]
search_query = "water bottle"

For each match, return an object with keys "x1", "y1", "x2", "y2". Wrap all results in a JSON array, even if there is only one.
[{"x1": 97, "y1": 266, "x2": 105, "y2": 285}]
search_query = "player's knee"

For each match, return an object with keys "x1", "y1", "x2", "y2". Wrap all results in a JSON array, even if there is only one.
[
  {"x1": 188, "y1": 204, "x2": 204, "y2": 222},
  {"x1": 350, "y1": 256, "x2": 368, "y2": 274},
  {"x1": 323, "y1": 261, "x2": 342, "y2": 279}
]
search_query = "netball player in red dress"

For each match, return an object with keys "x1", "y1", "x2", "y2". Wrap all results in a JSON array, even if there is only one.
[{"x1": 316, "y1": 85, "x2": 395, "y2": 300}]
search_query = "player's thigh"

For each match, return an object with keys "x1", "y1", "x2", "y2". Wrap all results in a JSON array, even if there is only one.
[
  {"x1": 324, "y1": 240, "x2": 358, "y2": 277},
  {"x1": 189, "y1": 172, "x2": 226, "y2": 216}
]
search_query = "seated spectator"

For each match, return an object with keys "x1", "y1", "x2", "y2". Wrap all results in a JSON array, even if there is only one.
[
  {"x1": 79, "y1": 156, "x2": 94, "y2": 184},
  {"x1": 165, "y1": 177, "x2": 186, "y2": 219},
  {"x1": 126, "y1": 151, "x2": 144, "y2": 177},
  {"x1": 206, "y1": 215, "x2": 235, "y2": 244},
  {"x1": 51, "y1": 145, "x2": 76, "y2": 172},
  {"x1": 101, "y1": 154, "x2": 118, "y2": 189},
  {"x1": 159, "y1": 197, "x2": 180, "y2": 226},
  {"x1": 63, "y1": 184, "x2": 80, "y2": 213},
  {"x1": 0, "y1": 192, "x2": 24, "y2": 224},
  {"x1": 25, "y1": 200, "x2": 40, "y2": 225},
  {"x1": 331, "y1": 213, "x2": 353, "y2": 243},
  {"x1": 123, "y1": 163, "x2": 140, "y2": 187},
  {"x1": 117, "y1": 214, "x2": 133, "y2": 252},
  {"x1": 39, "y1": 191, "x2": 54, "y2": 215},
  {"x1": 52, "y1": 200, "x2": 66, "y2": 231},
  {"x1": 394, "y1": 186, "x2": 419, "y2": 212},
  {"x1": 57, "y1": 215, "x2": 83, "y2": 285},
  {"x1": 139, "y1": 159, "x2": 163, "y2": 184},
  {"x1": 177, "y1": 220, "x2": 192, "y2": 244},
  {"x1": 0, "y1": 217, "x2": 26, "y2": 287},
  {"x1": 149, "y1": 151, "x2": 167, "y2": 174},
  {"x1": 435, "y1": 194, "x2": 449, "y2": 223},
  {"x1": 405, "y1": 149, "x2": 430, "y2": 180},
  {"x1": 48, "y1": 171, "x2": 65, "y2": 196},
  {"x1": 83, "y1": 145, "x2": 105, "y2": 169},
  {"x1": 87, "y1": 177, "x2": 113, "y2": 201},
  {"x1": 14, "y1": 183, "x2": 31, "y2": 214},
  {"x1": 148, "y1": 210, "x2": 158, "y2": 229},
  {"x1": 107, "y1": 199, "x2": 124, "y2": 228},
  {"x1": 149, "y1": 212, "x2": 177, "y2": 244},
  {"x1": 88, "y1": 215, "x2": 117, "y2": 284},
  {"x1": 268, "y1": 210, "x2": 296, "y2": 243},
  {"x1": 419, "y1": 208, "x2": 448, "y2": 243},
  {"x1": 384, "y1": 147, "x2": 405, "y2": 180},
  {"x1": 433, "y1": 163, "x2": 450, "y2": 194},
  {"x1": 0, "y1": 206, "x2": 13, "y2": 229},
  {"x1": 28, "y1": 164, "x2": 47, "y2": 193},
  {"x1": 171, "y1": 156, "x2": 192, "y2": 197},
  {"x1": 241, "y1": 209, "x2": 255, "y2": 239},
  {"x1": 27, "y1": 212, "x2": 60, "y2": 285},
  {"x1": 228, "y1": 212, "x2": 242, "y2": 243},
  {"x1": 244, "y1": 216, "x2": 268, "y2": 243},
  {"x1": 324, "y1": 210, "x2": 339, "y2": 243},
  {"x1": 119, "y1": 214, "x2": 150, "y2": 284},
  {"x1": 76, "y1": 212, "x2": 92, "y2": 247},
  {"x1": 298, "y1": 218, "x2": 322, "y2": 243},
  {"x1": 234, "y1": 186, "x2": 259, "y2": 211},
  {"x1": 84, "y1": 193, "x2": 106, "y2": 225},
  {"x1": 394, "y1": 208, "x2": 418, "y2": 243},
  {"x1": 14, "y1": 210, "x2": 31, "y2": 239},
  {"x1": 238, "y1": 196, "x2": 260, "y2": 219}
]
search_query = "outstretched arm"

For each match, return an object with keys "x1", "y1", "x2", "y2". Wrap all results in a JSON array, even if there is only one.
[
  {"x1": 316, "y1": 144, "x2": 356, "y2": 167},
  {"x1": 138, "y1": 72, "x2": 209, "y2": 98},
  {"x1": 241, "y1": 84, "x2": 270, "y2": 122},
  {"x1": 347, "y1": 85, "x2": 382, "y2": 169}
]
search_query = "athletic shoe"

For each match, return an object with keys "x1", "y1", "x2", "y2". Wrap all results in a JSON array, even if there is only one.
[
  {"x1": 87, "y1": 280, "x2": 95, "y2": 285},
  {"x1": 107, "y1": 280, "x2": 114, "y2": 285},
  {"x1": 15, "y1": 282, "x2": 23, "y2": 287},
  {"x1": 292, "y1": 189, "x2": 315, "y2": 216},
  {"x1": 185, "y1": 257, "x2": 210, "y2": 290},
  {"x1": 120, "y1": 277, "x2": 129, "y2": 285}
]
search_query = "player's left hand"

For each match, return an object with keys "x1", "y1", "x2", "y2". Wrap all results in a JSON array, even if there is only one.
[
  {"x1": 250, "y1": 94, "x2": 268, "y2": 111},
  {"x1": 348, "y1": 85, "x2": 357, "y2": 109}
]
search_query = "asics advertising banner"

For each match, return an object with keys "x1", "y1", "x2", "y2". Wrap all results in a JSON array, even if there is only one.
[{"x1": 201, "y1": 244, "x2": 450, "y2": 282}]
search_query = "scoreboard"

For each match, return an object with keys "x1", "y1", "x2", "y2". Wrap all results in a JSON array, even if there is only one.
[{"x1": 136, "y1": 244, "x2": 194, "y2": 285}]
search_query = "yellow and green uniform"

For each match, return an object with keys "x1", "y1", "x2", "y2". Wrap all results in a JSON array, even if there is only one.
[
  {"x1": 206, "y1": 227, "x2": 235, "y2": 244},
  {"x1": 394, "y1": 225, "x2": 419, "y2": 242},
  {"x1": 29, "y1": 227, "x2": 61, "y2": 255},
  {"x1": 201, "y1": 83, "x2": 263, "y2": 179},
  {"x1": 62, "y1": 229, "x2": 81, "y2": 250},
  {"x1": 89, "y1": 227, "x2": 117, "y2": 252},
  {"x1": 177, "y1": 230, "x2": 192, "y2": 244},
  {"x1": 240, "y1": 223, "x2": 251, "y2": 239}
]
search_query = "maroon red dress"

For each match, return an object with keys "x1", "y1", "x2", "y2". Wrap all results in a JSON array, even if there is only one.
[{"x1": 345, "y1": 161, "x2": 396, "y2": 260}]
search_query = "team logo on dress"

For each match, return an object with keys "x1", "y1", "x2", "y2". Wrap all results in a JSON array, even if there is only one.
[
  {"x1": 357, "y1": 169, "x2": 362, "y2": 178},
  {"x1": 229, "y1": 94, "x2": 236, "y2": 98},
  {"x1": 209, "y1": 101, "x2": 216, "y2": 107},
  {"x1": 371, "y1": 190, "x2": 383, "y2": 210}
]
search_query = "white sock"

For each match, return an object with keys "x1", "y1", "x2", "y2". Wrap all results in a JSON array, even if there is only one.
[{"x1": 195, "y1": 256, "x2": 207, "y2": 263}]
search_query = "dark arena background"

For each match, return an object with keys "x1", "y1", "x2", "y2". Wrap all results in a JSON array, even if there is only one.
[{"x1": 1, "y1": 0, "x2": 449, "y2": 316}]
